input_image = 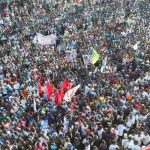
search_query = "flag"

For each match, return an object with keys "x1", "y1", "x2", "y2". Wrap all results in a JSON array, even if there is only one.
[
  {"x1": 37, "y1": 33, "x2": 56, "y2": 45},
  {"x1": 64, "y1": 84, "x2": 81, "y2": 102},
  {"x1": 61, "y1": 77, "x2": 68, "y2": 89},
  {"x1": 38, "y1": 81, "x2": 42, "y2": 94},
  {"x1": 101, "y1": 56, "x2": 107, "y2": 72},
  {"x1": 46, "y1": 82, "x2": 52, "y2": 99},
  {"x1": 54, "y1": 91, "x2": 60, "y2": 104},
  {"x1": 84, "y1": 85, "x2": 90, "y2": 97},
  {"x1": 54, "y1": 91, "x2": 62, "y2": 105},
  {"x1": 51, "y1": 85, "x2": 55, "y2": 92},
  {"x1": 60, "y1": 88, "x2": 64, "y2": 98},
  {"x1": 141, "y1": 146, "x2": 150, "y2": 150},
  {"x1": 33, "y1": 99, "x2": 37, "y2": 112},
  {"x1": 66, "y1": 50, "x2": 77, "y2": 62},
  {"x1": 142, "y1": 112, "x2": 150, "y2": 121},
  {"x1": 90, "y1": 49, "x2": 100, "y2": 64},
  {"x1": 94, "y1": 67, "x2": 98, "y2": 74},
  {"x1": 57, "y1": 97, "x2": 62, "y2": 105},
  {"x1": 82, "y1": 55, "x2": 90, "y2": 65}
]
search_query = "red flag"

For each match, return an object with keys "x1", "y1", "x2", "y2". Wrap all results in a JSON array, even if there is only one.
[
  {"x1": 46, "y1": 82, "x2": 52, "y2": 99},
  {"x1": 54, "y1": 91, "x2": 59, "y2": 104},
  {"x1": 60, "y1": 88, "x2": 64, "y2": 98},
  {"x1": 57, "y1": 97, "x2": 62, "y2": 105},
  {"x1": 38, "y1": 81, "x2": 42, "y2": 94},
  {"x1": 54, "y1": 91, "x2": 61, "y2": 105},
  {"x1": 61, "y1": 77, "x2": 68, "y2": 89}
]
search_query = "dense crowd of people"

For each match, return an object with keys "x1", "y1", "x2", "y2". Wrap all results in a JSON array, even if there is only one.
[{"x1": 0, "y1": 0, "x2": 150, "y2": 150}]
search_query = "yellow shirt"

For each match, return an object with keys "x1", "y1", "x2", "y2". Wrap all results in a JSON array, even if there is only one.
[
  {"x1": 114, "y1": 84, "x2": 121, "y2": 90},
  {"x1": 100, "y1": 96, "x2": 105, "y2": 101}
]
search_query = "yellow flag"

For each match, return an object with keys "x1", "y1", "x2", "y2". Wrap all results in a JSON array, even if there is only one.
[{"x1": 90, "y1": 49, "x2": 100, "y2": 64}]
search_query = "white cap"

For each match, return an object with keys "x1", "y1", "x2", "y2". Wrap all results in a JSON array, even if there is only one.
[{"x1": 124, "y1": 133, "x2": 127, "y2": 139}]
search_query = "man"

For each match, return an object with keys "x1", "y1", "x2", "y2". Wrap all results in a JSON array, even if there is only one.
[
  {"x1": 125, "y1": 136, "x2": 134, "y2": 149},
  {"x1": 128, "y1": 140, "x2": 140, "y2": 150},
  {"x1": 109, "y1": 140, "x2": 120, "y2": 150},
  {"x1": 122, "y1": 133, "x2": 128, "y2": 149},
  {"x1": 84, "y1": 141, "x2": 90, "y2": 150}
]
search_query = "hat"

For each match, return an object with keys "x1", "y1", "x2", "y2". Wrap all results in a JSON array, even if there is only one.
[
  {"x1": 124, "y1": 133, "x2": 127, "y2": 139},
  {"x1": 86, "y1": 129, "x2": 90, "y2": 133}
]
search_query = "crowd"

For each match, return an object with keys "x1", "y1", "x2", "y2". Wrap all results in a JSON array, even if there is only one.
[{"x1": 0, "y1": 0, "x2": 150, "y2": 150}]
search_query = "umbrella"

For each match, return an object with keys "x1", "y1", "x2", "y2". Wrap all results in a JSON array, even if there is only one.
[{"x1": 141, "y1": 146, "x2": 150, "y2": 150}]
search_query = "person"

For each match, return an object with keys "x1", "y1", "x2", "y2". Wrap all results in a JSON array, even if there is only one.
[
  {"x1": 98, "y1": 140, "x2": 107, "y2": 150},
  {"x1": 109, "y1": 140, "x2": 120, "y2": 150},
  {"x1": 122, "y1": 133, "x2": 128, "y2": 150},
  {"x1": 128, "y1": 140, "x2": 141, "y2": 150}
]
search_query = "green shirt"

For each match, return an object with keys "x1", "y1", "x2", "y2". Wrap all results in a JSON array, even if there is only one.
[{"x1": 0, "y1": 113, "x2": 7, "y2": 121}]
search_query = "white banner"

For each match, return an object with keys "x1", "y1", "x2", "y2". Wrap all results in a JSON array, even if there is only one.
[
  {"x1": 82, "y1": 55, "x2": 91, "y2": 65},
  {"x1": 66, "y1": 50, "x2": 77, "y2": 62},
  {"x1": 37, "y1": 33, "x2": 56, "y2": 45}
]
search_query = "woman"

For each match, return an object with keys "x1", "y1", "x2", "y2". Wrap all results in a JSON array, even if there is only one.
[{"x1": 98, "y1": 140, "x2": 107, "y2": 150}]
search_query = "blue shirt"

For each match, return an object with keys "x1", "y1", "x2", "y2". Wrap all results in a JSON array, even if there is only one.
[
  {"x1": 50, "y1": 128, "x2": 54, "y2": 136},
  {"x1": 51, "y1": 145, "x2": 57, "y2": 150}
]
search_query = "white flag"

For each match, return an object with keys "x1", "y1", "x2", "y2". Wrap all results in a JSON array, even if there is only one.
[
  {"x1": 82, "y1": 55, "x2": 91, "y2": 65},
  {"x1": 64, "y1": 84, "x2": 81, "y2": 102},
  {"x1": 84, "y1": 85, "x2": 90, "y2": 97},
  {"x1": 133, "y1": 41, "x2": 140, "y2": 50},
  {"x1": 33, "y1": 99, "x2": 37, "y2": 112}
]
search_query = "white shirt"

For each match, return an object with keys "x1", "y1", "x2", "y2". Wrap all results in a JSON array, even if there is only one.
[
  {"x1": 128, "y1": 115, "x2": 135, "y2": 125},
  {"x1": 21, "y1": 99, "x2": 27, "y2": 107},
  {"x1": 0, "y1": 65, "x2": 3, "y2": 73},
  {"x1": 26, "y1": 85, "x2": 35, "y2": 93},
  {"x1": 143, "y1": 134, "x2": 150, "y2": 145},
  {"x1": 0, "y1": 19, "x2": 3, "y2": 24},
  {"x1": 122, "y1": 139, "x2": 128, "y2": 147},
  {"x1": 109, "y1": 144, "x2": 119, "y2": 150},
  {"x1": 64, "y1": 142, "x2": 69, "y2": 149},
  {"x1": 134, "y1": 86, "x2": 139, "y2": 91},
  {"x1": 126, "y1": 120, "x2": 132, "y2": 128},
  {"x1": 118, "y1": 124, "x2": 127, "y2": 136},
  {"x1": 13, "y1": 83, "x2": 20, "y2": 90},
  {"x1": 82, "y1": 138, "x2": 87, "y2": 145},
  {"x1": 81, "y1": 125, "x2": 88, "y2": 131},
  {"x1": 98, "y1": 128, "x2": 104, "y2": 140},
  {"x1": 131, "y1": 134, "x2": 138, "y2": 141},
  {"x1": 129, "y1": 144, "x2": 141, "y2": 150},
  {"x1": 10, "y1": 106, "x2": 19, "y2": 113},
  {"x1": 125, "y1": 140, "x2": 134, "y2": 149},
  {"x1": 136, "y1": 135, "x2": 143, "y2": 146},
  {"x1": 85, "y1": 144, "x2": 90, "y2": 150},
  {"x1": 132, "y1": 109, "x2": 138, "y2": 116}
]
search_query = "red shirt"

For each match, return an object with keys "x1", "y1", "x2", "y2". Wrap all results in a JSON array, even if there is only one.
[
  {"x1": 11, "y1": 77, "x2": 18, "y2": 82},
  {"x1": 134, "y1": 103, "x2": 142, "y2": 109},
  {"x1": 77, "y1": 115, "x2": 82, "y2": 119},
  {"x1": 2, "y1": 9, "x2": 6, "y2": 15}
]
